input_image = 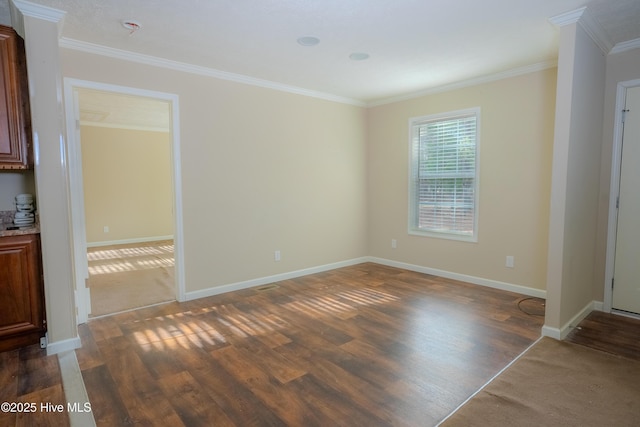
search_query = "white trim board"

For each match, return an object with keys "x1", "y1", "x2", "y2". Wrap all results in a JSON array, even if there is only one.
[
  {"x1": 58, "y1": 351, "x2": 96, "y2": 427},
  {"x1": 370, "y1": 61, "x2": 557, "y2": 107},
  {"x1": 548, "y1": 7, "x2": 612, "y2": 55},
  {"x1": 541, "y1": 300, "x2": 600, "y2": 340},
  {"x1": 46, "y1": 336, "x2": 82, "y2": 356},
  {"x1": 86, "y1": 235, "x2": 174, "y2": 248},
  {"x1": 186, "y1": 256, "x2": 546, "y2": 302},
  {"x1": 80, "y1": 120, "x2": 170, "y2": 133},
  {"x1": 185, "y1": 257, "x2": 369, "y2": 301},
  {"x1": 59, "y1": 37, "x2": 560, "y2": 109},
  {"x1": 63, "y1": 77, "x2": 187, "y2": 319},
  {"x1": 369, "y1": 257, "x2": 546, "y2": 299},
  {"x1": 59, "y1": 38, "x2": 365, "y2": 107},
  {"x1": 610, "y1": 38, "x2": 640, "y2": 55}
]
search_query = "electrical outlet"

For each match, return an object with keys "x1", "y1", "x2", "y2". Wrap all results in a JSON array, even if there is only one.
[
  {"x1": 391, "y1": 239, "x2": 397, "y2": 249},
  {"x1": 103, "y1": 226, "x2": 109, "y2": 233},
  {"x1": 275, "y1": 250, "x2": 281, "y2": 262},
  {"x1": 506, "y1": 256, "x2": 514, "y2": 268}
]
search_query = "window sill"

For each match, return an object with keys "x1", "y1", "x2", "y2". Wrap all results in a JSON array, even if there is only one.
[{"x1": 408, "y1": 229, "x2": 477, "y2": 243}]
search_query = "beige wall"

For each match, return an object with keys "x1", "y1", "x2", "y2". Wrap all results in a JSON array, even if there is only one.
[
  {"x1": 367, "y1": 69, "x2": 556, "y2": 291},
  {"x1": 0, "y1": 172, "x2": 35, "y2": 211},
  {"x1": 12, "y1": 1, "x2": 627, "y2": 352},
  {"x1": 80, "y1": 126, "x2": 173, "y2": 244},
  {"x1": 61, "y1": 49, "x2": 368, "y2": 293},
  {"x1": 593, "y1": 47, "x2": 640, "y2": 302},
  {"x1": 544, "y1": 23, "x2": 606, "y2": 333}
]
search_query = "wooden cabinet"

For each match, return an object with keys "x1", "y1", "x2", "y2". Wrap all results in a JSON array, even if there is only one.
[
  {"x1": 0, "y1": 234, "x2": 45, "y2": 352},
  {"x1": 0, "y1": 25, "x2": 31, "y2": 170}
]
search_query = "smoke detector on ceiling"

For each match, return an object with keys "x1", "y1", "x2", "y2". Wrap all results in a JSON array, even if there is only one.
[
  {"x1": 297, "y1": 36, "x2": 320, "y2": 46},
  {"x1": 122, "y1": 20, "x2": 142, "y2": 35}
]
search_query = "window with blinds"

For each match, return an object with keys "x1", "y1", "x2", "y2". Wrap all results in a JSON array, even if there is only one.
[{"x1": 409, "y1": 108, "x2": 479, "y2": 241}]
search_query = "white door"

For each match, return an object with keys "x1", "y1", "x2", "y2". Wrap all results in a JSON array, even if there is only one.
[{"x1": 612, "y1": 86, "x2": 640, "y2": 314}]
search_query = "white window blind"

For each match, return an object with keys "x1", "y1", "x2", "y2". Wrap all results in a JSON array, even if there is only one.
[{"x1": 409, "y1": 108, "x2": 479, "y2": 240}]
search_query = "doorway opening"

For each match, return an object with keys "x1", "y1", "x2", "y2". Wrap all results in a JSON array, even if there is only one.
[
  {"x1": 87, "y1": 239, "x2": 175, "y2": 316},
  {"x1": 64, "y1": 79, "x2": 185, "y2": 322},
  {"x1": 604, "y1": 79, "x2": 640, "y2": 316}
]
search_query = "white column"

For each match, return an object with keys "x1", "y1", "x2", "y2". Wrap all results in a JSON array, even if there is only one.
[{"x1": 11, "y1": 0, "x2": 79, "y2": 353}]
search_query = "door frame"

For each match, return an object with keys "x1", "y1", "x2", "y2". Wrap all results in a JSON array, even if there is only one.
[
  {"x1": 603, "y1": 78, "x2": 640, "y2": 312},
  {"x1": 63, "y1": 78, "x2": 186, "y2": 323}
]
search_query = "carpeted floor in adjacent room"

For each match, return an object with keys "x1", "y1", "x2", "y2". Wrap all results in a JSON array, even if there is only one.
[
  {"x1": 87, "y1": 240, "x2": 175, "y2": 317},
  {"x1": 440, "y1": 336, "x2": 640, "y2": 427}
]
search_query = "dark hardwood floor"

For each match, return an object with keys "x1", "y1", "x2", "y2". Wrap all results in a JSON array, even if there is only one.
[
  {"x1": 565, "y1": 310, "x2": 640, "y2": 361},
  {"x1": 76, "y1": 263, "x2": 546, "y2": 426},
  {"x1": 0, "y1": 344, "x2": 69, "y2": 427},
  {"x1": 5, "y1": 263, "x2": 639, "y2": 426}
]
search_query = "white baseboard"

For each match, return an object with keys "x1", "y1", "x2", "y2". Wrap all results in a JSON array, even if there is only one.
[
  {"x1": 46, "y1": 336, "x2": 82, "y2": 356},
  {"x1": 540, "y1": 325, "x2": 562, "y2": 340},
  {"x1": 58, "y1": 351, "x2": 96, "y2": 426},
  {"x1": 542, "y1": 300, "x2": 597, "y2": 340},
  {"x1": 185, "y1": 257, "x2": 369, "y2": 301},
  {"x1": 367, "y1": 257, "x2": 546, "y2": 299},
  {"x1": 87, "y1": 235, "x2": 174, "y2": 248},
  {"x1": 186, "y1": 255, "x2": 547, "y2": 303}
]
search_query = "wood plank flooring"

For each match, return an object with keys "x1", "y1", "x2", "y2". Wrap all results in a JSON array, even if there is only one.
[
  {"x1": 75, "y1": 263, "x2": 546, "y2": 426},
  {"x1": 565, "y1": 310, "x2": 640, "y2": 361},
  {"x1": 0, "y1": 344, "x2": 70, "y2": 427},
  {"x1": 4, "y1": 263, "x2": 640, "y2": 426}
]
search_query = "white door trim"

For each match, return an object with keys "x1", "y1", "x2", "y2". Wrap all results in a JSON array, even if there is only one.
[
  {"x1": 65, "y1": 85, "x2": 91, "y2": 324},
  {"x1": 603, "y1": 78, "x2": 640, "y2": 312},
  {"x1": 63, "y1": 78, "x2": 186, "y2": 324}
]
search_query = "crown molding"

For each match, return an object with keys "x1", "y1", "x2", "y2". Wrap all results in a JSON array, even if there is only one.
[
  {"x1": 59, "y1": 38, "x2": 366, "y2": 107},
  {"x1": 80, "y1": 120, "x2": 170, "y2": 133},
  {"x1": 10, "y1": 0, "x2": 66, "y2": 38},
  {"x1": 61, "y1": 36, "x2": 559, "y2": 110},
  {"x1": 11, "y1": 0, "x2": 66, "y2": 22},
  {"x1": 549, "y1": 6, "x2": 613, "y2": 54},
  {"x1": 610, "y1": 37, "x2": 640, "y2": 55},
  {"x1": 548, "y1": 7, "x2": 586, "y2": 27},
  {"x1": 577, "y1": 7, "x2": 613, "y2": 54},
  {"x1": 367, "y1": 60, "x2": 558, "y2": 107}
]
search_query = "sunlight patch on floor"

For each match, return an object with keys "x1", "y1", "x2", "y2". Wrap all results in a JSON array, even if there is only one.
[
  {"x1": 129, "y1": 286, "x2": 399, "y2": 352},
  {"x1": 88, "y1": 257, "x2": 174, "y2": 275},
  {"x1": 87, "y1": 244, "x2": 173, "y2": 261},
  {"x1": 286, "y1": 287, "x2": 400, "y2": 318}
]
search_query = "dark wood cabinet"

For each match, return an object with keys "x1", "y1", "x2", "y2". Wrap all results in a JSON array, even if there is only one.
[
  {"x1": 0, "y1": 234, "x2": 45, "y2": 352},
  {"x1": 0, "y1": 25, "x2": 31, "y2": 170}
]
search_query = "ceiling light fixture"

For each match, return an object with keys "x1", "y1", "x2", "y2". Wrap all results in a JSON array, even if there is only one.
[
  {"x1": 297, "y1": 36, "x2": 320, "y2": 46},
  {"x1": 349, "y1": 52, "x2": 370, "y2": 61},
  {"x1": 122, "y1": 20, "x2": 142, "y2": 35}
]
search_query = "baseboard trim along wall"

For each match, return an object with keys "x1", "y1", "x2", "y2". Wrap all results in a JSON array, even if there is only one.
[
  {"x1": 184, "y1": 257, "x2": 370, "y2": 301},
  {"x1": 542, "y1": 300, "x2": 601, "y2": 340},
  {"x1": 58, "y1": 350, "x2": 96, "y2": 426},
  {"x1": 86, "y1": 235, "x2": 174, "y2": 248},
  {"x1": 46, "y1": 336, "x2": 82, "y2": 356},
  {"x1": 368, "y1": 257, "x2": 547, "y2": 299},
  {"x1": 186, "y1": 256, "x2": 546, "y2": 303}
]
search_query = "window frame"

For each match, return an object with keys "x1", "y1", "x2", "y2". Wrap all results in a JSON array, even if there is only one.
[{"x1": 408, "y1": 107, "x2": 480, "y2": 242}]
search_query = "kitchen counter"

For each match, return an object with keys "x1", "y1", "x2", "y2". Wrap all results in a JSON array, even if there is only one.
[
  {"x1": 0, "y1": 210, "x2": 39, "y2": 237},
  {"x1": 0, "y1": 223, "x2": 40, "y2": 237}
]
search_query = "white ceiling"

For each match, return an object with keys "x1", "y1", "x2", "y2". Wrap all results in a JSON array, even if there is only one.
[
  {"x1": 7, "y1": 0, "x2": 640, "y2": 105},
  {"x1": 1, "y1": 0, "x2": 640, "y2": 130}
]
